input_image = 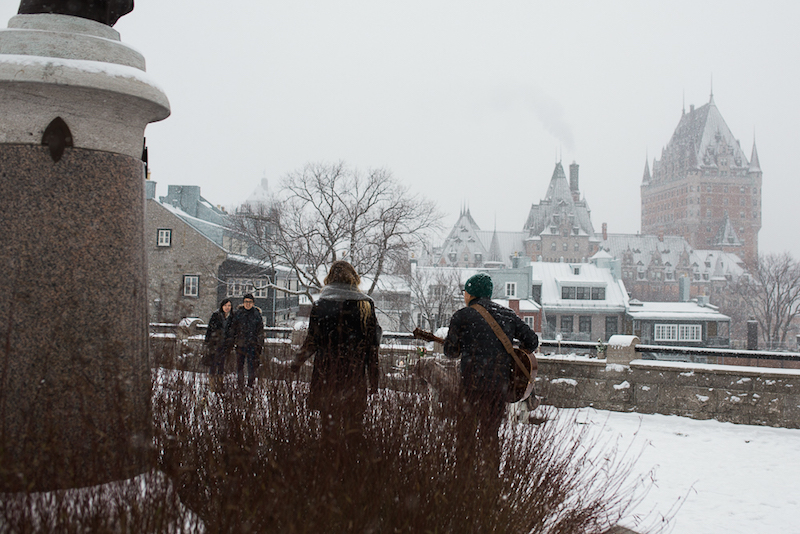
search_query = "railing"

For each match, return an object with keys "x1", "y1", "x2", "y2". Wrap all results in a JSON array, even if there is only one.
[
  {"x1": 536, "y1": 337, "x2": 800, "y2": 366},
  {"x1": 634, "y1": 344, "x2": 800, "y2": 363},
  {"x1": 149, "y1": 323, "x2": 800, "y2": 367}
]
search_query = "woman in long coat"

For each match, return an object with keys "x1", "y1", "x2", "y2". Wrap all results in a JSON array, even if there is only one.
[
  {"x1": 291, "y1": 261, "x2": 381, "y2": 450},
  {"x1": 204, "y1": 298, "x2": 232, "y2": 392}
]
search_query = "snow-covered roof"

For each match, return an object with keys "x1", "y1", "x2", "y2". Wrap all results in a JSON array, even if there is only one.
[
  {"x1": 360, "y1": 274, "x2": 411, "y2": 294},
  {"x1": 599, "y1": 233, "x2": 745, "y2": 280},
  {"x1": 626, "y1": 301, "x2": 730, "y2": 321},
  {"x1": 225, "y1": 254, "x2": 294, "y2": 274},
  {"x1": 655, "y1": 99, "x2": 751, "y2": 179},
  {"x1": 523, "y1": 162, "x2": 595, "y2": 239},
  {"x1": 530, "y1": 262, "x2": 628, "y2": 312},
  {"x1": 154, "y1": 198, "x2": 230, "y2": 251},
  {"x1": 492, "y1": 298, "x2": 541, "y2": 312}
]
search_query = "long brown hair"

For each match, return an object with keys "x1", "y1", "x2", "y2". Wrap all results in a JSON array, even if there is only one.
[
  {"x1": 324, "y1": 260, "x2": 371, "y2": 331},
  {"x1": 324, "y1": 260, "x2": 361, "y2": 286}
]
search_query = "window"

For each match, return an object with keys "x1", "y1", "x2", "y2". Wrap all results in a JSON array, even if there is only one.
[
  {"x1": 551, "y1": 242, "x2": 556, "y2": 251},
  {"x1": 183, "y1": 275, "x2": 199, "y2": 297},
  {"x1": 576, "y1": 286, "x2": 590, "y2": 300},
  {"x1": 572, "y1": 266, "x2": 581, "y2": 275},
  {"x1": 253, "y1": 278, "x2": 270, "y2": 298},
  {"x1": 561, "y1": 286, "x2": 576, "y2": 299},
  {"x1": 605, "y1": 316, "x2": 618, "y2": 339},
  {"x1": 591, "y1": 287, "x2": 605, "y2": 300},
  {"x1": 573, "y1": 242, "x2": 580, "y2": 251},
  {"x1": 227, "y1": 278, "x2": 247, "y2": 297},
  {"x1": 560, "y1": 316, "x2": 573, "y2": 333},
  {"x1": 505, "y1": 282, "x2": 516, "y2": 297},
  {"x1": 531, "y1": 285, "x2": 541, "y2": 304},
  {"x1": 157, "y1": 229, "x2": 172, "y2": 247},
  {"x1": 679, "y1": 324, "x2": 702, "y2": 341},
  {"x1": 562, "y1": 242, "x2": 568, "y2": 251},
  {"x1": 475, "y1": 253, "x2": 482, "y2": 263},
  {"x1": 654, "y1": 324, "x2": 678, "y2": 341},
  {"x1": 524, "y1": 316, "x2": 536, "y2": 329},
  {"x1": 579, "y1": 316, "x2": 592, "y2": 334}
]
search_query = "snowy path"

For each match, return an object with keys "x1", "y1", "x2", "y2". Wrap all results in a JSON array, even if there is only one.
[{"x1": 573, "y1": 408, "x2": 800, "y2": 534}]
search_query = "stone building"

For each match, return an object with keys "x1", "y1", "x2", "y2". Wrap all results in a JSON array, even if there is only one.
[
  {"x1": 597, "y1": 233, "x2": 744, "y2": 302},
  {"x1": 145, "y1": 181, "x2": 299, "y2": 326},
  {"x1": 435, "y1": 161, "x2": 599, "y2": 268},
  {"x1": 529, "y1": 261, "x2": 628, "y2": 341},
  {"x1": 523, "y1": 161, "x2": 600, "y2": 263},
  {"x1": 641, "y1": 95, "x2": 762, "y2": 264}
]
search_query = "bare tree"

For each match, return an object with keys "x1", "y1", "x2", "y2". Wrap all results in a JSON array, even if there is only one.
[
  {"x1": 406, "y1": 267, "x2": 464, "y2": 332},
  {"x1": 229, "y1": 162, "x2": 442, "y2": 295},
  {"x1": 736, "y1": 252, "x2": 800, "y2": 350}
]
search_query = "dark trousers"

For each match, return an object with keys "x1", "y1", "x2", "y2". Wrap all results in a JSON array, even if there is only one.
[
  {"x1": 210, "y1": 346, "x2": 228, "y2": 376},
  {"x1": 236, "y1": 345, "x2": 259, "y2": 387},
  {"x1": 455, "y1": 388, "x2": 506, "y2": 477}
]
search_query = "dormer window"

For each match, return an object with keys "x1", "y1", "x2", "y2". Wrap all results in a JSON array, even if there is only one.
[{"x1": 505, "y1": 282, "x2": 516, "y2": 297}]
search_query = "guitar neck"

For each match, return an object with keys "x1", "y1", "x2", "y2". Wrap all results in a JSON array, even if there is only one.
[{"x1": 412, "y1": 328, "x2": 445, "y2": 345}]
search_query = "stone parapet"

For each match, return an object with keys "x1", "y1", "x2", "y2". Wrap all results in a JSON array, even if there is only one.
[{"x1": 535, "y1": 354, "x2": 800, "y2": 428}]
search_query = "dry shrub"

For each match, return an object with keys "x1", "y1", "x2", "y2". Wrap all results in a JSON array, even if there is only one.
[
  {"x1": 0, "y1": 345, "x2": 662, "y2": 533},
  {"x1": 152, "y1": 363, "x2": 660, "y2": 534}
]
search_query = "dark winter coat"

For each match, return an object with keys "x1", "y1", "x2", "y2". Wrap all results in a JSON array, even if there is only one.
[
  {"x1": 205, "y1": 310, "x2": 232, "y2": 353},
  {"x1": 226, "y1": 305, "x2": 265, "y2": 351},
  {"x1": 443, "y1": 297, "x2": 538, "y2": 396},
  {"x1": 297, "y1": 284, "x2": 380, "y2": 412}
]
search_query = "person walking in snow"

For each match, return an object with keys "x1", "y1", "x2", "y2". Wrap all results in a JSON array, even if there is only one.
[
  {"x1": 204, "y1": 298, "x2": 233, "y2": 392},
  {"x1": 227, "y1": 293, "x2": 265, "y2": 388},
  {"x1": 291, "y1": 260, "x2": 381, "y2": 454},
  {"x1": 443, "y1": 273, "x2": 538, "y2": 477}
]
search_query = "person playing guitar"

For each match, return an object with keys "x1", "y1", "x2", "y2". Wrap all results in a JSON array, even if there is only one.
[{"x1": 441, "y1": 273, "x2": 538, "y2": 477}]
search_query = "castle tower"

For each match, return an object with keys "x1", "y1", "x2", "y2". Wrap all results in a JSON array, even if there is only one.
[
  {"x1": 640, "y1": 95, "x2": 761, "y2": 264},
  {"x1": 523, "y1": 162, "x2": 598, "y2": 262}
]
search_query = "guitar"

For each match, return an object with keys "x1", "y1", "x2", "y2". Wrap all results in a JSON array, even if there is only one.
[{"x1": 412, "y1": 328, "x2": 538, "y2": 403}]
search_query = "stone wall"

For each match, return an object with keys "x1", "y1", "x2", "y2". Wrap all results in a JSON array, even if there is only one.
[
  {"x1": 145, "y1": 199, "x2": 227, "y2": 323},
  {"x1": 536, "y1": 354, "x2": 800, "y2": 428},
  {"x1": 150, "y1": 331, "x2": 800, "y2": 429}
]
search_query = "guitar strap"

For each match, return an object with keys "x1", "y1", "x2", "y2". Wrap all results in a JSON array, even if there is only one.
[{"x1": 470, "y1": 303, "x2": 531, "y2": 381}]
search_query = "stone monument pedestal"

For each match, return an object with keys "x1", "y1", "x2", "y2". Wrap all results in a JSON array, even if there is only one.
[{"x1": 0, "y1": 13, "x2": 169, "y2": 492}]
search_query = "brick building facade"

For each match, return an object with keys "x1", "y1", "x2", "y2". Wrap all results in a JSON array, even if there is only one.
[{"x1": 641, "y1": 95, "x2": 762, "y2": 264}]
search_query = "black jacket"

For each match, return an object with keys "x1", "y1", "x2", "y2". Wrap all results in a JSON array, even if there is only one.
[
  {"x1": 443, "y1": 298, "x2": 538, "y2": 395},
  {"x1": 226, "y1": 305, "x2": 265, "y2": 350},
  {"x1": 298, "y1": 297, "x2": 380, "y2": 411},
  {"x1": 205, "y1": 310, "x2": 231, "y2": 352}
]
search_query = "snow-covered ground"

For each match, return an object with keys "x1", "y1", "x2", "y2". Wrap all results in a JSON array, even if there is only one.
[{"x1": 573, "y1": 408, "x2": 800, "y2": 534}]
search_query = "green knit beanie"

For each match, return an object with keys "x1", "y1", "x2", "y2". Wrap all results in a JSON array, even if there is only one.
[{"x1": 464, "y1": 273, "x2": 493, "y2": 299}]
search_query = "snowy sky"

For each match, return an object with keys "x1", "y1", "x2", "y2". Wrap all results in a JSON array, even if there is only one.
[{"x1": 3, "y1": 1, "x2": 799, "y2": 258}]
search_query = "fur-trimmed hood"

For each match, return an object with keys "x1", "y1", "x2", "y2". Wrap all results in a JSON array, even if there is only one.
[{"x1": 318, "y1": 282, "x2": 373, "y2": 303}]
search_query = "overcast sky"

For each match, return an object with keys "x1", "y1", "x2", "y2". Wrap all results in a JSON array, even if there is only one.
[{"x1": 3, "y1": 1, "x2": 798, "y2": 257}]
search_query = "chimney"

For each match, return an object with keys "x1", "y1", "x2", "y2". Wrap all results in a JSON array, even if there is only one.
[
  {"x1": 508, "y1": 299, "x2": 520, "y2": 315},
  {"x1": 569, "y1": 162, "x2": 580, "y2": 201},
  {"x1": 602, "y1": 222, "x2": 607, "y2": 241}
]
